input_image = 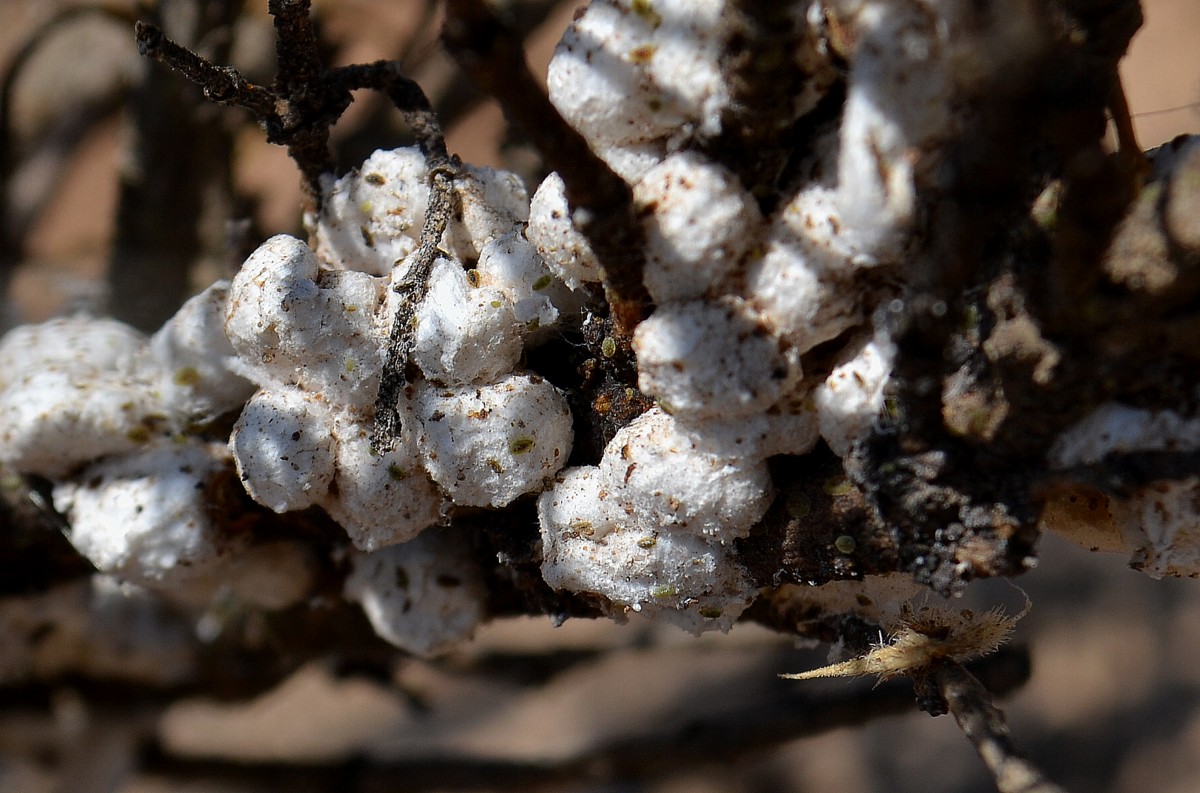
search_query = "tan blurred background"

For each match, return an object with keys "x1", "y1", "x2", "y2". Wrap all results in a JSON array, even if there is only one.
[{"x1": 0, "y1": 2, "x2": 1198, "y2": 793}]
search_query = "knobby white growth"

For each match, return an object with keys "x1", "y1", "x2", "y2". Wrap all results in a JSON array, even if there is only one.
[{"x1": 1, "y1": 0, "x2": 1197, "y2": 661}]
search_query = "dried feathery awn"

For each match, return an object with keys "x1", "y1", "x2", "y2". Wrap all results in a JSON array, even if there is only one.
[{"x1": 781, "y1": 599, "x2": 1030, "y2": 682}]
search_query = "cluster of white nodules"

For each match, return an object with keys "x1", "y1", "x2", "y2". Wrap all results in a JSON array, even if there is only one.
[
  {"x1": 531, "y1": 0, "x2": 1007, "y2": 629},
  {"x1": 0, "y1": 146, "x2": 577, "y2": 651},
  {"x1": 227, "y1": 149, "x2": 574, "y2": 560},
  {"x1": 1048, "y1": 403, "x2": 1200, "y2": 577},
  {"x1": 0, "y1": 291, "x2": 316, "y2": 606}
]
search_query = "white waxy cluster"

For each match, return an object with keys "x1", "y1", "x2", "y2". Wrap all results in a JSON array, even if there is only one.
[
  {"x1": 0, "y1": 287, "x2": 316, "y2": 607},
  {"x1": 546, "y1": 0, "x2": 729, "y2": 182},
  {"x1": 1045, "y1": 403, "x2": 1200, "y2": 577},
  {"x1": 534, "y1": 0, "x2": 1003, "y2": 629},
  {"x1": 634, "y1": 152, "x2": 762, "y2": 303},
  {"x1": 224, "y1": 150, "x2": 576, "y2": 561},
  {"x1": 633, "y1": 299, "x2": 799, "y2": 418},
  {"x1": 0, "y1": 146, "x2": 577, "y2": 648},
  {"x1": 223, "y1": 149, "x2": 578, "y2": 646},
  {"x1": 540, "y1": 408, "x2": 774, "y2": 633},
  {"x1": 343, "y1": 528, "x2": 488, "y2": 657},
  {"x1": 5, "y1": 0, "x2": 1165, "y2": 656}
]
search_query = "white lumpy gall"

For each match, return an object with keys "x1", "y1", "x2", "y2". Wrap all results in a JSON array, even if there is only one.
[
  {"x1": 634, "y1": 153, "x2": 761, "y2": 303},
  {"x1": 747, "y1": 187, "x2": 865, "y2": 354},
  {"x1": 316, "y1": 148, "x2": 531, "y2": 273},
  {"x1": 229, "y1": 388, "x2": 336, "y2": 514},
  {"x1": 476, "y1": 232, "x2": 572, "y2": 335},
  {"x1": 150, "y1": 281, "x2": 256, "y2": 420},
  {"x1": 539, "y1": 513, "x2": 755, "y2": 634},
  {"x1": 0, "y1": 317, "x2": 164, "y2": 477},
  {"x1": 597, "y1": 408, "x2": 772, "y2": 542},
  {"x1": 546, "y1": 0, "x2": 729, "y2": 179},
  {"x1": 325, "y1": 416, "x2": 446, "y2": 553},
  {"x1": 815, "y1": 334, "x2": 896, "y2": 457},
  {"x1": 634, "y1": 299, "x2": 796, "y2": 418},
  {"x1": 52, "y1": 440, "x2": 240, "y2": 591},
  {"x1": 315, "y1": 147, "x2": 431, "y2": 275},
  {"x1": 413, "y1": 374, "x2": 573, "y2": 508},
  {"x1": 344, "y1": 529, "x2": 487, "y2": 657},
  {"x1": 410, "y1": 258, "x2": 523, "y2": 385},
  {"x1": 526, "y1": 172, "x2": 602, "y2": 290},
  {"x1": 225, "y1": 236, "x2": 385, "y2": 408}
]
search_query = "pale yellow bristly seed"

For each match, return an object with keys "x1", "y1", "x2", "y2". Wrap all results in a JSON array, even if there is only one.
[{"x1": 780, "y1": 600, "x2": 1029, "y2": 682}]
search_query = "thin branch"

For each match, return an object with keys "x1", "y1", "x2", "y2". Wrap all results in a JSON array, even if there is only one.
[
  {"x1": 371, "y1": 162, "x2": 456, "y2": 452},
  {"x1": 932, "y1": 661, "x2": 1068, "y2": 793}
]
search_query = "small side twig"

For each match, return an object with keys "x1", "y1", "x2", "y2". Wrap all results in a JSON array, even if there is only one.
[
  {"x1": 931, "y1": 661, "x2": 1068, "y2": 793},
  {"x1": 135, "y1": 0, "x2": 454, "y2": 208},
  {"x1": 371, "y1": 161, "x2": 457, "y2": 452},
  {"x1": 136, "y1": 0, "x2": 461, "y2": 449}
]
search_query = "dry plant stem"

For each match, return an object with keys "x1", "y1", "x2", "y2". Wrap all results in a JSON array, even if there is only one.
[
  {"x1": 935, "y1": 661, "x2": 1068, "y2": 793},
  {"x1": 135, "y1": 0, "x2": 452, "y2": 206},
  {"x1": 1108, "y1": 72, "x2": 1149, "y2": 194},
  {"x1": 442, "y1": 0, "x2": 652, "y2": 338},
  {"x1": 371, "y1": 163, "x2": 456, "y2": 452}
]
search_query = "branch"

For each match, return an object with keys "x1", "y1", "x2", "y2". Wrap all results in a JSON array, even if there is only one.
[{"x1": 931, "y1": 661, "x2": 1068, "y2": 793}]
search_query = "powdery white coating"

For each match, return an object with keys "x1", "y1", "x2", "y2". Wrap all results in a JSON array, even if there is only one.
[
  {"x1": 1048, "y1": 403, "x2": 1200, "y2": 469},
  {"x1": 315, "y1": 147, "x2": 532, "y2": 274},
  {"x1": 344, "y1": 529, "x2": 487, "y2": 657},
  {"x1": 52, "y1": 440, "x2": 242, "y2": 589},
  {"x1": 445, "y1": 166, "x2": 531, "y2": 259},
  {"x1": 815, "y1": 333, "x2": 897, "y2": 457},
  {"x1": 835, "y1": 1, "x2": 957, "y2": 256},
  {"x1": 536, "y1": 466, "x2": 618, "y2": 540},
  {"x1": 413, "y1": 374, "x2": 573, "y2": 508},
  {"x1": 747, "y1": 187, "x2": 864, "y2": 353},
  {"x1": 315, "y1": 147, "x2": 430, "y2": 276},
  {"x1": 0, "y1": 315, "x2": 145, "y2": 380},
  {"x1": 410, "y1": 257, "x2": 523, "y2": 385},
  {"x1": 0, "y1": 316, "x2": 169, "y2": 477},
  {"x1": 634, "y1": 299, "x2": 797, "y2": 418},
  {"x1": 634, "y1": 153, "x2": 762, "y2": 302},
  {"x1": 547, "y1": 0, "x2": 728, "y2": 169},
  {"x1": 150, "y1": 280, "x2": 255, "y2": 420},
  {"x1": 225, "y1": 235, "x2": 385, "y2": 409},
  {"x1": 673, "y1": 407, "x2": 821, "y2": 461},
  {"x1": 229, "y1": 388, "x2": 336, "y2": 513},
  {"x1": 595, "y1": 141, "x2": 668, "y2": 184},
  {"x1": 539, "y1": 500, "x2": 755, "y2": 634},
  {"x1": 526, "y1": 172, "x2": 602, "y2": 290},
  {"x1": 0, "y1": 368, "x2": 164, "y2": 478},
  {"x1": 325, "y1": 415, "x2": 447, "y2": 552},
  {"x1": 476, "y1": 232, "x2": 569, "y2": 334},
  {"x1": 596, "y1": 408, "x2": 773, "y2": 543}
]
